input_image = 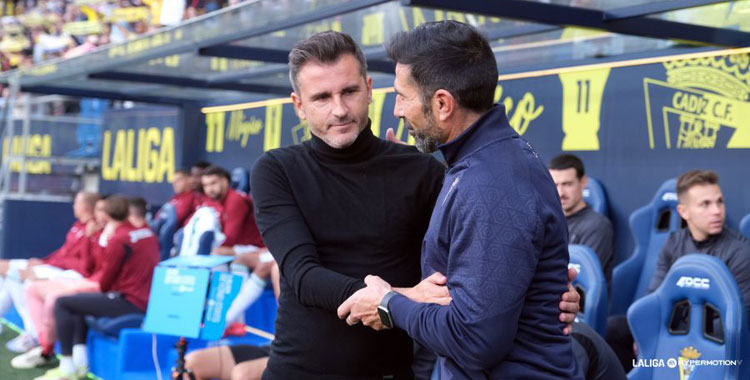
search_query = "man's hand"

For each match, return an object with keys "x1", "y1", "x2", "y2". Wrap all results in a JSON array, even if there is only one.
[
  {"x1": 385, "y1": 128, "x2": 407, "y2": 145},
  {"x1": 396, "y1": 272, "x2": 451, "y2": 305},
  {"x1": 233, "y1": 251, "x2": 260, "y2": 268},
  {"x1": 85, "y1": 219, "x2": 101, "y2": 237},
  {"x1": 337, "y1": 275, "x2": 392, "y2": 330},
  {"x1": 560, "y1": 267, "x2": 580, "y2": 335},
  {"x1": 19, "y1": 267, "x2": 37, "y2": 282},
  {"x1": 27, "y1": 258, "x2": 44, "y2": 267},
  {"x1": 212, "y1": 246, "x2": 237, "y2": 256},
  {"x1": 252, "y1": 260, "x2": 275, "y2": 280}
]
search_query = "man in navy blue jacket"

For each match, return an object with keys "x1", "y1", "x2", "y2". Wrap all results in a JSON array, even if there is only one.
[{"x1": 339, "y1": 21, "x2": 582, "y2": 379}]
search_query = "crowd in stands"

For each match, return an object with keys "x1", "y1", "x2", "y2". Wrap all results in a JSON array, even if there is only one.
[
  {"x1": 0, "y1": 0, "x2": 247, "y2": 72},
  {"x1": 0, "y1": 152, "x2": 747, "y2": 380}
]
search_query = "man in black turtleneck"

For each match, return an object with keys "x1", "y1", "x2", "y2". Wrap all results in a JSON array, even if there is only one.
[{"x1": 250, "y1": 31, "x2": 581, "y2": 379}]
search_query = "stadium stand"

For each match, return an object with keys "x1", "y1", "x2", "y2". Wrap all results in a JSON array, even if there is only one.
[{"x1": 0, "y1": 0, "x2": 226, "y2": 73}]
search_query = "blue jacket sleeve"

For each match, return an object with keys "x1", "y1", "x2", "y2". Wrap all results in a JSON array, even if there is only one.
[{"x1": 390, "y1": 182, "x2": 542, "y2": 371}]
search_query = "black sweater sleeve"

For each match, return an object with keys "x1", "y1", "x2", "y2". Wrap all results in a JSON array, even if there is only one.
[{"x1": 251, "y1": 153, "x2": 365, "y2": 311}]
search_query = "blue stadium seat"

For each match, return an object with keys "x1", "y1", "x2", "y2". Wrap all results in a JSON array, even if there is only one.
[
  {"x1": 568, "y1": 244, "x2": 608, "y2": 335},
  {"x1": 172, "y1": 227, "x2": 215, "y2": 256},
  {"x1": 231, "y1": 167, "x2": 250, "y2": 195},
  {"x1": 583, "y1": 176, "x2": 609, "y2": 217},
  {"x1": 88, "y1": 289, "x2": 277, "y2": 380},
  {"x1": 610, "y1": 178, "x2": 681, "y2": 316},
  {"x1": 197, "y1": 231, "x2": 215, "y2": 256},
  {"x1": 88, "y1": 328, "x2": 193, "y2": 380},
  {"x1": 627, "y1": 254, "x2": 750, "y2": 380},
  {"x1": 172, "y1": 228, "x2": 184, "y2": 257},
  {"x1": 150, "y1": 203, "x2": 178, "y2": 261},
  {"x1": 244, "y1": 288, "x2": 278, "y2": 334},
  {"x1": 739, "y1": 213, "x2": 750, "y2": 240}
]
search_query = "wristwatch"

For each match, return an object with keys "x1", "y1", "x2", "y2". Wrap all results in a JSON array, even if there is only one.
[{"x1": 377, "y1": 291, "x2": 399, "y2": 329}]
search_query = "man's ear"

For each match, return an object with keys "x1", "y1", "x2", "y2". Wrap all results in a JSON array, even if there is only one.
[
  {"x1": 291, "y1": 92, "x2": 305, "y2": 120},
  {"x1": 432, "y1": 89, "x2": 455, "y2": 123},
  {"x1": 366, "y1": 76, "x2": 373, "y2": 105},
  {"x1": 676, "y1": 203, "x2": 689, "y2": 221}
]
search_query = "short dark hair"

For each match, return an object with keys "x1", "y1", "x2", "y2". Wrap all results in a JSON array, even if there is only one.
[
  {"x1": 677, "y1": 170, "x2": 719, "y2": 201},
  {"x1": 128, "y1": 197, "x2": 148, "y2": 218},
  {"x1": 192, "y1": 161, "x2": 211, "y2": 170},
  {"x1": 202, "y1": 165, "x2": 230, "y2": 181},
  {"x1": 549, "y1": 154, "x2": 585, "y2": 179},
  {"x1": 104, "y1": 195, "x2": 130, "y2": 221},
  {"x1": 174, "y1": 168, "x2": 190, "y2": 176},
  {"x1": 288, "y1": 31, "x2": 367, "y2": 93},
  {"x1": 386, "y1": 20, "x2": 498, "y2": 114}
]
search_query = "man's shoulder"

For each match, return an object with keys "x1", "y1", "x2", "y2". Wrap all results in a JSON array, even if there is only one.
[
  {"x1": 225, "y1": 189, "x2": 251, "y2": 207},
  {"x1": 662, "y1": 228, "x2": 690, "y2": 254},
  {"x1": 720, "y1": 228, "x2": 750, "y2": 252},
  {"x1": 381, "y1": 140, "x2": 445, "y2": 166},
  {"x1": 69, "y1": 220, "x2": 86, "y2": 235},
  {"x1": 252, "y1": 143, "x2": 312, "y2": 175},
  {"x1": 578, "y1": 206, "x2": 612, "y2": 229},
  {"x1": 263, "y1": 142, "x2": 310, "y2": 160},
  {"x1": 666, "y1": 228, "x2": 688, "y2": 242}
]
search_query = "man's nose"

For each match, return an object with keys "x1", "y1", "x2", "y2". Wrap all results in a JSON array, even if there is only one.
[{"x1": 332, "y1": 96, "x2": 348, "y2": 118}]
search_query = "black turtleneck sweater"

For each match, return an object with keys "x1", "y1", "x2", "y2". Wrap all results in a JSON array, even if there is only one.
[{"x1": 250, "y1": 126, "x2": 445, "y2": 379}]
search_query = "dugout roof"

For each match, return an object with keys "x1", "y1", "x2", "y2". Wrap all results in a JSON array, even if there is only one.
[{"x1": 1, "y1": 0, "x2": 749, "y2": 105}]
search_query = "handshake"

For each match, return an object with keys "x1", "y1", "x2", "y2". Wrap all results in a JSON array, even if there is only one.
[
  {"x1": 336, "y1": 272, "x2": 452, "y2": 331},
  {"x1": 337, "y1": 268, "x2": 582, "y2": 334}
]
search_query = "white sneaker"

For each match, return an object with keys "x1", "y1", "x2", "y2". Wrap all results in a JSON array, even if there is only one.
[
  {"x1": 32, "y1": 366, "x2": 78, "y2": 380},
  {"x1": 6, "y1": 333, "x2": 39, "y2": 353},
  {"x1": 11, "y1": 346, "x2": 54, "y2": 369}
]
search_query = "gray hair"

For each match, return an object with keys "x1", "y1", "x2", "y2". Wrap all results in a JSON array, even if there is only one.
[{"x1": 288, "y1": 31, "x2": 367, "y2": 93}]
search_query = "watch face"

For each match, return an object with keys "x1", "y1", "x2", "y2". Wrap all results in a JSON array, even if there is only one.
[{"x1": 378, "y1": 306, "x2": 394, "y2": 329}]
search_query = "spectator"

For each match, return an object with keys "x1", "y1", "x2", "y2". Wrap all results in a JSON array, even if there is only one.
[
  {"x1": 0, "y1": 0, "x2": 232, "y2": 73},
  {"x1": 549, "y1": 154, "x2": 615, "y2": 286}
]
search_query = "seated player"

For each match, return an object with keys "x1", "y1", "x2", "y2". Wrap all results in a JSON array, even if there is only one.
[
  {"x1": 606, "y1": 170, "x2": 750, "y2": 371},
  {"x1": 0, "y1": 191, "x2": 100, "y2": 354},
  {"x1": 32, "y1": 195, "x2": 160, "y2": 380}
]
